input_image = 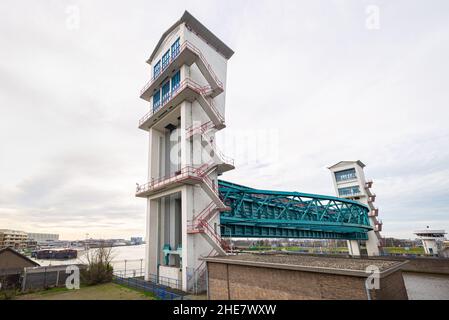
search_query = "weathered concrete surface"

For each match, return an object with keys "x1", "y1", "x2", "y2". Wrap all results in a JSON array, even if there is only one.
[{"x1": 368, "y1": 256, "x2": 449, "y2": 275}]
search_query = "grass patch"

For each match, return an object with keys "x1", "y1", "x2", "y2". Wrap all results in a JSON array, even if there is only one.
[
  {"x1": 383, "y1": 247, "x2": 424, "y2": 254},
  {"x1": 16, "y1": 282, "x2": 155, "y2": 300},
  {"x1": 114, "y1": 282, "x2": 158, "y2": 300}
]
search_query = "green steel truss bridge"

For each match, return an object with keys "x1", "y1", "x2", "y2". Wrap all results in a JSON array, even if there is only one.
[{"x1": 218, "y1": 180, "x2": 372, "y2": 240}]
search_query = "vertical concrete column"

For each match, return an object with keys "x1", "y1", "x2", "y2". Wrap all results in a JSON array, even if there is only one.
[
  {"x1": 180, "y1": 99, "x2": 193, "y2": 292},
  {"x1": 347, "y1": 240, "x2": 361, "y2": 256},
  {"x1": 180, "y1": 101, "x2": 192, "y2": 168},
  {"x1": 366, "y1": 230, "x2": 380, "y2": 256},
  {"x1": 169, "y1": 195, "x2": 177, "y2": 264},
  {"x1": 144, "y1": 126, "x2": 164, "y2": 281},
  {"x1": 181, "y1": 185, "x2": 194, "y2": 291},
  {"x1": 145, "y1": 198, "x2": 160, "y2": 280},
  {"x1": 148, "y1": 128, "x2": 162, "y2": 180}
]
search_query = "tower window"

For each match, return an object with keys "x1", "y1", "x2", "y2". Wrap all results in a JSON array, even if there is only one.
[
  {"x1": 153, "y1": 90, "x2": 161, "y2": 111},
  {"x1": 153, "y1": 60, "x2": 161, "y2": 79},
  {"x1": 338, "y1": 186, "x2": 360, "y2": 197},
  {"x1": 171, "y1": 70, "x2": 181, "y2": 92},
  {"x1": 161, "y1": 81, "x2": 170, "y2": 104},
  {"x1": 162, "y1": 50, "x2": 170, "y2": 70},
  {"x1": 335, "y1": 168, "x2": 357, "y2": 182},
  {"x1": 171, "y1": 38, "x2": 180, "y2": 59}
]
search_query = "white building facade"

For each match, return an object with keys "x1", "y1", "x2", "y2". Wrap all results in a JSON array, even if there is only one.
[
  {"x1": 328, "y1": 161, "x2": 383, "y2": 256},
  {"x1": 414, "y1": 229, "x2": 446, "y2": 255},
  {"x1": 136, "y1": 11, "x2": 234, "y2": 292},
  {"x1": 0, "y1": 229, "x2": 28, "y2": 249},
  {"x1": 27, "y1": 233, "x2": 59, "y2": 244}
]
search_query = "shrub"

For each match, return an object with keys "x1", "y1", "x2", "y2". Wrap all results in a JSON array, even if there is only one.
[{"x1": 81, "y1": 246, "x2": 114, "y2": 286}]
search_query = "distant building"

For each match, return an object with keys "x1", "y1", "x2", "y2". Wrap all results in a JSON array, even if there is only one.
[
  {"x1": 0, "y1": 229, "x2": 28, "y2": 249},
  {"x1": 130, "y1": 237, "x2": 143, "y2": 245},
  {"x1": 414, "y1": 228, "x2": 446, "y2": 255},
  {"x1": 27, "y1": 232, "x2": 59, "y2": 244},
  {"x1": 328, "y1": 161, "x2": 382, "y2": 257}
]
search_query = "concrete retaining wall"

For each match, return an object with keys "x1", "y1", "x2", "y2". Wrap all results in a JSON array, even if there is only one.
[
  {"x1": 369, "y1": 256, "x2": 449, "y2": 275},
  {"x1": 206, "y1": 261, "x2": 408, "y2": 300}
]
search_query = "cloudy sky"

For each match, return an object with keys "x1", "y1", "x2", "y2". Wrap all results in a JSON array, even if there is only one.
[{"x1": 1, "y1": 0, "x2": 448, "y2": 240}]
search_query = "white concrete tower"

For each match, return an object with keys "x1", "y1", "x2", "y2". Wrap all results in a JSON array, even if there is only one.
[
  {"x1": 328, "y1": 161, "x2": 382, "y2": 256},
  {"x1": 136, "y1": 11, "x2": 234, "y2": 293},
  {"x1": 414, "y1": 228, "x2": 446, "y2": 255}
]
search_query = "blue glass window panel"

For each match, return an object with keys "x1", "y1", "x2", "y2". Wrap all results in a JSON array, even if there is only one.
[
  {"x1": 171, "y1": 70, "x2": 181, "y2": 92},
  {"x1": 162, "y1": 50, "x2": 170, "y2": 70},
  {"x1": 153, "y1": 90, "x2": 161, "y2": 111},
  {"x1": 171, "y1": 38, "x2": 180, "y2": 59},
  {"x1": 162, "y1": 81, "x2": 170, "y2": 104},
  {"x1": 335, "y1": 168, "x2": 357, "y2": 182},
  {"x1": 153, "y1": 61, "x2": 161, "y2": 79},
  {"x1": 338, "y1": 186, "x2": 360, "y2": 196}
]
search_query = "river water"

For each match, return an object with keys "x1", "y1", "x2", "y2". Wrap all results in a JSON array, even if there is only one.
[
  {"x1": 32, "y1": 245, "x2": 449, "y2": 299},
  {"x1": 31, "y1": 244, "x2": 146, "y2": 274}
]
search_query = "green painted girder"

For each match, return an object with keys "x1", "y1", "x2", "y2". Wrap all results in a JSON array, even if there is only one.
[
  {"x1": 221, "y1": 225, "x2": 368, "y2": 240},
  {"x1": 218, "y1": 180, "x2": 372, "y2": 240},
  {"x1": 220, "y1": 216, "x2": 370, "y2": 233},
  {"x1": 218, "y1": 180, "x2": 370, "y2": 208}
]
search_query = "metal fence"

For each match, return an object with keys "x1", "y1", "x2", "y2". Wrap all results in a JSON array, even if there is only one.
[
  {"x1": 113, "y1": 268, "x2": 182, "y2": 290},
  {"x1": 22, "y1": 264, "x2": 86, "y2": 291},
  {"x1": 112, "y1": 273, "x2": 185, "y2": 300}
]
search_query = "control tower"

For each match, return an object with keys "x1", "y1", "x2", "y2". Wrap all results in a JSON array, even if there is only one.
[
  {"x1": 136, "y1": 11, "x2": 234, "y2": 292},
  {"x1": 414, "y1": 228, "x2": 446, "y2": 255},
  {"x1": 328, "y1": 161, "x2": 382, "y2": 256}
]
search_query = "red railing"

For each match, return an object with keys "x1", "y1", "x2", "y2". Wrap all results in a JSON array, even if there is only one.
[
  {"x1": 198, "y1": 220, "x2": 230, "y2": 251},
  {"x1": 138, "y1": 78, "x2": 210, "y2": 127},
  {"x1": 209, "y1": 99, "x2": 224, "y2": 122},
  {"x1": 365, "y1": 180, "x2": 373, "y2": 188},
  {"x1": 141, "y1": 40, "x2": 223, "y2": 96},
  {"x1": 196, "y1": 248, "x2": 216, "y2": 273},
  {"x1": 185, "y1": 123, "x2": 234, "y2": 167},
  {"x1": 374, "y1": 221, "x2": 383, "y2": 232},
  {"x1": 136, "y1": 166, "x2": 201, "y2": 195},
  {"x1": 186, "y1": 121, "x2": 214, "y2": 138},
  {"x1": 369, "y1": 208, "x2": 379, "y2": 217},
  {"x1": 194, "y1": 201, "x2": 216, "y2": 222},
  {"x1": 200, "y1": 170, "x2": 216, "y2": 192},
  {"x1": 214, "y1": 148, "x2": 234, "y2": 167},
  {"x1": 136, "y1": 162, "x2": 219, "y2": 196},
  {"x1": 186, "y1": 41, "x2": 224, "y2": 90}
]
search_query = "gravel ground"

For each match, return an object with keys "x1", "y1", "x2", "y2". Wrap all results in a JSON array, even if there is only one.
[{"x1": 217, "y1": 253, "x2": 400, "y2": 271}]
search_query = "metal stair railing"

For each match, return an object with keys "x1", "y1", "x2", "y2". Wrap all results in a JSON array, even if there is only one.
[
  {"x1": 139, "y1": 78, "x2": 210, "y2": 127},
  {"x1": 186, "y1": 124, "x2": 234, "y2": 166},
  {"x1": 186, "y1": 121, "x2": 214, "y2": 139},
  {"x1": 136, "y1": 166, "x2": 201, "y2": 195},
  {"x1": 198, "y1": 219, "x2": 231, "y2": 251}
]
